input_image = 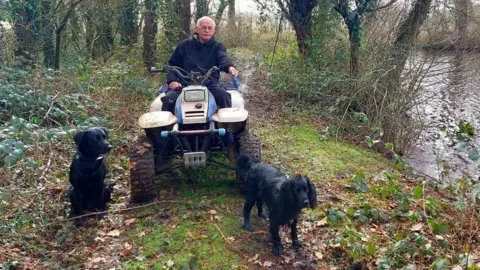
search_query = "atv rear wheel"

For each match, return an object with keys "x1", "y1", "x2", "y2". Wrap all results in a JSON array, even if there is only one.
[
  {"x1": 130, "y1": 135, "x2": 156, "y2": 202},
  {"x1": 235, "y1": 130, "x2": 262, "y2": 193}
]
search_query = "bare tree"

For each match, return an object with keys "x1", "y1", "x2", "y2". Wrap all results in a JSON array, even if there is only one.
[
  {"x1": 143, "y1": 0, "x2": 158, "y2": 67},
  {"x1": 227, "y1": 0, "x2": 235, "y2": 31},
  {"x1": 331, "y1": 0, "x2": 396, "y2": 77},
  {"x1": 215, "y1": 0, "x2": 228, "y2": 26},
  {"x1": 41, "y1": 0, "x2": 55, "y2": 68},
  {"x1": 13, "y1": 0, "x2": 39, "y2": 67},
  {"x1": 54, "y1": 0, "x2": 85, "y2": 69},
  {"x1": 121, "y1": 0, "x2": 138, "y2": 47},
  {"x1": 180, "y1": 0, "x2": 192, "y2": 39},
  {"x1": 196, "y1": 0, "x2": 208, "y2": 21},
  {"x1": 265, "y1": 0, "x2": 319, "y2": 58}
]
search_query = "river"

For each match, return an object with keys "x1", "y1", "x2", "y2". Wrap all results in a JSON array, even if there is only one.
[{"x1": 406, "y1": 50, "x2": 480, "y2": 181}]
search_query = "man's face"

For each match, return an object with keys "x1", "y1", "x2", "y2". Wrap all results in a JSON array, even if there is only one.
[{"x1": 195, "y1": 19, "x2": 215, "y2": 43}]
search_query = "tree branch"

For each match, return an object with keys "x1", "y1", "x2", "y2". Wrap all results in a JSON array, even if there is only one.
[
  {"x1": 56, "y1": 0, "x2": 85, "y2": 34},
  {"x1": 366, "y1": 0, "x2": 397, "y2": 12}
]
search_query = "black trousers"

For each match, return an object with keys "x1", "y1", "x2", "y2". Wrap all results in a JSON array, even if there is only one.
[{"x1": 161, "y1": 85, "x2": 232, "y2": 113}]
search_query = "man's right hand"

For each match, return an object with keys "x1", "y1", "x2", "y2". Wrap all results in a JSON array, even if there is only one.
[{"x1": 168, "y1": 81, "x2": 182, "y2": 90}]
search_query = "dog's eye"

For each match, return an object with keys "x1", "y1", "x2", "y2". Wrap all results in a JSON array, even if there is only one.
[{"x1": 97, "y1": 135, "x2": 101, "y2": 140}]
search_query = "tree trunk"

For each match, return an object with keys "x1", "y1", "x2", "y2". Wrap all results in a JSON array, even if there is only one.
[
  {"x1": 121, "y1": 0, "x2": 138, "y2": 46},
  {"x1": 275, "y1": 0, "x2": 318, "y2": 59},
  {"x1": 195, "y1": 0, "x2": 208, "y2": 22},
  {"x1": 162, "y1": 0, "x2": 183, "y2": 45},
  {"x1": 292, "y1": 22, "x2": 312, "y2": 58},
  {"x1": 454, "y1": 0, "x2": 468, "y2": 50},
  {"x1": 390, "y1": 0, "x2": 432, "y2": 80},
  {"x1": 214, "y1": 0, "x2": 228, "y2": 26},
  {"x1": 91, "y1": 3, "x2": 115, "y2": 60},
  {"x1": 13, "y1": 0, "x2": 39, "y2": 67},
  {"x1": 41, "y1": 0, "x2": 55, "y2": 68},
  {"x1": 54, "y1": 0, "x2": 84, "y2": 69},
  {"x1": 180, "y1": 0, "x2": 192, "y2": 40},
  {"x1": 346, "y1": 15, "x2": 361, "y2": 77},
  {"x1": 143, "y1": 0, "x2": 158, "y2": 68},
  {"x1": 227, "y1": 0, "x2": 235, "y2": 31}
]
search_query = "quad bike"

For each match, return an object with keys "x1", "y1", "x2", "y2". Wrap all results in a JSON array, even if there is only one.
[{"x1": 129, "y1": 66, "x2": 262, "y2": 202}]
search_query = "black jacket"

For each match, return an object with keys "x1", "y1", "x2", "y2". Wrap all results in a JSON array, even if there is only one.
[{"x1": 167, "y1": 33, "x2": 234, "y2": 87}]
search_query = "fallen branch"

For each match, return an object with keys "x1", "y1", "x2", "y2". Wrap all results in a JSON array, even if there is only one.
[
  {"x1": 34, "y1": 200, "x2": 182, "y2": 229},
  {"x1": 43, "y1": 92, "x2": 60, "y2": 122},
  {"x1": 213, "y1": 223, "x2": 232, "y2": 244}
]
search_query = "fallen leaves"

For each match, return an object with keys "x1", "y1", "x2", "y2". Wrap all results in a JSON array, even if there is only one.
[{"x1": 107, "y1": 229, "x2": 121, "y2": 237}]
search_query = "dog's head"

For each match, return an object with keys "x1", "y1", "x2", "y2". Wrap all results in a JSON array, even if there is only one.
[
  {"x1": 284, "y1": 174, "x2": 318, "y2": 210},
  {"x1": 74, "y1": 127, "x2": 111, "y2": 158}
]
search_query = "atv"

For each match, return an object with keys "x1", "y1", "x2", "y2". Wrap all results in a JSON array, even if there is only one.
[{"x1": 129, "y1": 65, "x2": 262, "y2": 202}]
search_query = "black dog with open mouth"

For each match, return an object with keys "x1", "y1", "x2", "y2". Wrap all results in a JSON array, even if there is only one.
[
  {"x1": 237, "y1": 154, "x2": 317, "y2": 256},
  {"x1": 69, "y1": 127, "x2": 112, "y2": 227}
]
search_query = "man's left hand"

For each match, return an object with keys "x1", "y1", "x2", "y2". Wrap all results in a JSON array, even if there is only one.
[{"x1": 228, "y1": 66, "x2": 239, "y2": 77}]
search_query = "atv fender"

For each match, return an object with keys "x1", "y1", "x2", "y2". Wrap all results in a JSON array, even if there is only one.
[
  {"x1": 227, "y1": 90, "x2": 244, "y2": 109},
  {"x1": 212, "y1": 108, "x2": 248, "y2": 123},
  {"x1": 139, "y1": 111, "x2": 178, "y2": 129},
  {"x1": 149, "y1": 94, "x2": 166, "y2": 112}
]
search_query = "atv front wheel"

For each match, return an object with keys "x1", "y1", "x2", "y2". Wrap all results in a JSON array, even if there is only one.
[
  {"x1": 130, "y1": 135, "x2": 156, "y2": 202},
  {"x1": 235, "y1": 130, "x2": 262, "y2": 193}
]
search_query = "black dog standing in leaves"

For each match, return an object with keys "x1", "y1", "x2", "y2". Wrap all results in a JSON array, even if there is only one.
[
  {"x1": 237, "y1": 154, "x2": 317, "y2": 256},
  {"x1": 69, "y1": 127, "x2": 113, "y2": 227}
]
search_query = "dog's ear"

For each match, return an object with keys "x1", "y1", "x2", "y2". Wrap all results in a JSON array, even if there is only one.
[
  {"x1": 101, "y1": 127, "x2": 109, "y2": 138},
  {"x1": 74, "y1": 130, "x2": 86, "y2": 147},
  {"x1": 306, "y1": 176, "x2": 317, "y2": 209},
  {"x1": 281, "y1": 180, "x2": 295, "y2": 205}
]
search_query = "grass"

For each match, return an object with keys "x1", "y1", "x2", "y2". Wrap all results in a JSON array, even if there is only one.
[{"x1": 1, "y1": 53, "x2": 479, "y2": 270}]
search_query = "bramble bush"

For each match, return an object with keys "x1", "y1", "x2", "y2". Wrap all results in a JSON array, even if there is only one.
[{"x1": 0, "y1": 68, "x2": 106, "y2": 167}]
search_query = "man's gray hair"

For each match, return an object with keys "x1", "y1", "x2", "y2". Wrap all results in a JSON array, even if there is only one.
[{"x1": 196, "y1": 16, "x2": 216, "y2": 28}]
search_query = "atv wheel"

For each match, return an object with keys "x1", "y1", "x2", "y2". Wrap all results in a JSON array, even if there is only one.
[
  {"x1": 235, "y1": 130, "x2": 262, "y2": 193},
  {"x1": 130, "y1": 135, "x2": 156, "y2": 202}
]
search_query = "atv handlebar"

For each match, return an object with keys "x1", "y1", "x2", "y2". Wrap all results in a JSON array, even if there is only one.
[{"x1": 150, "y1": 65, "x2": 220, "y2": 85}]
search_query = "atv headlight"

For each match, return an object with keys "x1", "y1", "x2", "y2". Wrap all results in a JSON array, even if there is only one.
[{"x1": 184, "y1": 90, "x2": 205, "y2": 102}]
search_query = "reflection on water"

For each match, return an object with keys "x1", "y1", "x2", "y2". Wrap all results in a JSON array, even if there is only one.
[{"x1": 406, "y1": 51, "x2": 480, "y2": 181}]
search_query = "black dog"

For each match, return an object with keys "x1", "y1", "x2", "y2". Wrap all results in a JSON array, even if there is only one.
[
  {"x1": 69, "y1": 127, "x2": 112, "y2": 227},
  {"x1": 237, "y1": 154, "x2": 317, "y2": 256}
]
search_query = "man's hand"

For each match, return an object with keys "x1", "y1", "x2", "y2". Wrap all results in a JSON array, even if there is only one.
[
  {"x1": 228, "y1": 66, "x2": 239, "y2": 77},
  {"x1": 168, "y1": 81, "x2": 182, "y2": 90}
]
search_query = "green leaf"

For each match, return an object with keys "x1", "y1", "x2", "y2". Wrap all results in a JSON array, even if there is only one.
[
  {"x1": 26, "y1": 158, "x2": 39, "y2": 169},
  {"x1": 346, "y1": 208, "x2": 355, "y2": 216},
  {"x1": 14, "y1": 141, "x2": 24, "y2": 150},
  {"x1": 457, "y1": 141, "x2": 467, "y2": 152},
  {"x1": 468, "y1": 149, "x2": 480, "y2": 161},
  {"x1": 3, "y1": 155, "x2": 17, "y2": 166},
  {"x1": 11, "y1": 149, "x2": 23, "y2": 160},
  {"x1": 413, "y1": 186, "x2": 423, "y2": 199},
  {"x1": 366, "y1": 242, "x2": 376, "y2": 255},
  {"x1": 365, "y1": 136, "x2": 373, "y2": 148},
  {"x1": 429, "y1": 220, "x2": 449, "y2": 235}
]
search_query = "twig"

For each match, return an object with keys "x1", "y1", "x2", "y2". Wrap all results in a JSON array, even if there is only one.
[
  {"x1": 40, "y1": 144, "x2": 53, "y2": 181},
  {"x1": 213, "y1": 223, "x2": 232, "y2": 244},
  {"x1": 269, "y1": 15, "x2": 284, "y2": 68},
  {"x1": 34, "y1": 200, "x2": 181, "y2": 229},
  {"x1": 43, "y1": 93, "x2": 60, "y2": 122}
]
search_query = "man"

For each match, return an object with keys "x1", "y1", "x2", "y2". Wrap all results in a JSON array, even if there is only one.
[{"x1": 161, "y1": 16, "x2": 239, "y2": 112}]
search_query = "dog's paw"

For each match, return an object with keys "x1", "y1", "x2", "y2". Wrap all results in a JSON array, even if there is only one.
[
  {"x1": 258, "y1": 212, "x2": 268, "y2": 219},
  {"x1": 242, "y1": 222, "x2": 254, "y2": 232},
  {"x1": 292, "y1": 239, "x2": 303, "y2": 247},
  {"x1": 272, "y1": 244, "x2": 284, "y2": 256}
]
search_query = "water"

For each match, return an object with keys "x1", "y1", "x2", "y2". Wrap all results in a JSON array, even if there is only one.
[{"x1": 406, "y1": 51, "x2": 480, "y2": 181}]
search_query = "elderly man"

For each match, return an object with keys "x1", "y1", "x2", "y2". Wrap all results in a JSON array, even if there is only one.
[{"x1": 161, "y1": 16, "x2": 239, "y2": 112}]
